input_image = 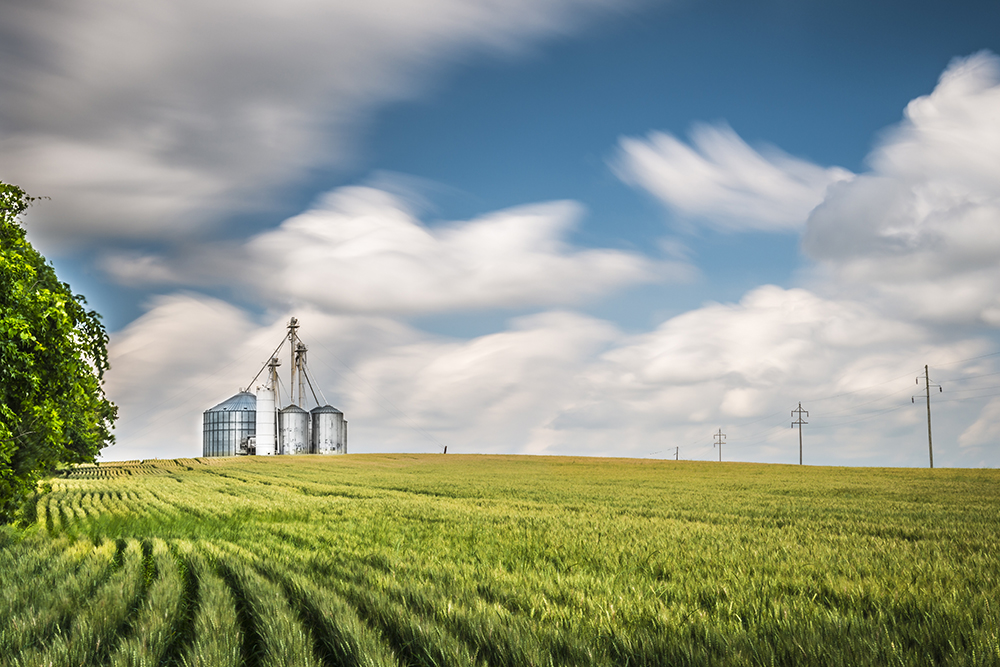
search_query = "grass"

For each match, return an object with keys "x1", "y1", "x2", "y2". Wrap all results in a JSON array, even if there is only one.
[{"x1": 1, "y1": 454, "x2": 999, "y2": 665}]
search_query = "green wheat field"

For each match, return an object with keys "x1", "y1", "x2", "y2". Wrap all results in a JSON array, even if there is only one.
[{"x1": 2, "y1": 454, "x2": 999, "y2": 666}]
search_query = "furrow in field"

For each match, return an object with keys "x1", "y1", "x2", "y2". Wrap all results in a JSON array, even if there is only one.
[
  {"x1": 45, "y1": 492, "x2": 64, "y2": 533},
  {"x1": 105, "y1": 539, "x2": 186, "y2": 667},
  {"x1": 58, "y1": 494, "x2": 77, "y2": 532},
  {"x1": 313, "y1": 553, "x2": 606, "y2": 667},
  {"x1": 145, "y1": 486, "x2": 213, "y2": 526},
  {"x1": 36, "y1": 494, "x2": 51, "y2": 532},
  {"x1": 155, "y1": 541, "x2": 201, "y2": 667},
  {"x1": 319, "y1": 576, "x2": 486, "y2": 667},
  {"x1": 110, "y1": 490, "x2": 131, "y2": 516},
  {"x1": 88, "y1": 491, "x2": 107, "y2": 517},
  {"x1": 398, "y1": 586, "x2": 563, "y2": 667},
  {"x1": 175, "y1": 543, "x2": 241, "y2": 667},
  {"x1": 214, "y1": 532, "x2": 501, "y2": 667},
  {"x1": 271, "y1": 569, "x2": 402, "y2": 667},
  {"x1": 80, "y1": 492, "x2": 98, "y2": 519},
  {"x1": 0, "y1": 535, "x2": 70, "y2": 617},
  {"x1": 3, "y1": 539, "x2": 146, "y2": 667},
  {"x1": 0, "y1": 539, "x2": 118, "y2": 657},
  {"x1": 70, "y1": 490, "x2": 87, "y2": 523},
  {"x1": 124, "y1": 488, "x2": 176, "y2": 522},
  {"x1": 206, "y1": 541, "x2": 321, "y2": 667}
]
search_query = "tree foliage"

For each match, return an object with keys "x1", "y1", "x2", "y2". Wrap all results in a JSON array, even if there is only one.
[{"x1": 0, "y1": 181, "x2": 116, "y2": 521}]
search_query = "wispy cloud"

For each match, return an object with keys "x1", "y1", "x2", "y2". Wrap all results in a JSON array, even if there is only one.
[{"x1": 614, "y1": 122, "x2": 852, "y2": 231}]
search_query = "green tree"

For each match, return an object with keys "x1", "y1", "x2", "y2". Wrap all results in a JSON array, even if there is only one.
[{"x1": 0, "y1": 182, "x2": 116, "y2": 521}]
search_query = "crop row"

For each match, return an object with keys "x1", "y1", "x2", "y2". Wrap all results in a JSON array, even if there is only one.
[
  {"x1": 62, "y1": 459, "x2": 204, "y2": 481},
  {"x1": 5, "y1": 455, "x2": 1000, "y2": 666},
  {"x1": 1, "y1": 533, "x2": 423, "y2": 667}
]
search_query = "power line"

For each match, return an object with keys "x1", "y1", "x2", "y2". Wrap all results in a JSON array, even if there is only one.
[
  {"x1": 804, "y1": 369, "x2": 922, "y2": 404},
  {"x1": 933, "y1": 384, "x2": 1000, "y2": 396},
  {"x1": 938, "y1": 390, "x2": 1000, "y2": 403},
  {"x1": 938, "y1": 369, "x2": 1000, "y2": 384},
  {"x1": 932, "y1": 350, "x2": 1000, "y2": 369},
  {"x1": 810, "y1": 403, "x2": 910, "y2": 429},
  {"x1": 731, "y1": 424, "x2": 786, "y2": 448},
  {"x1": 813, "y1": 384, "x2": 915, "y2": 420}
]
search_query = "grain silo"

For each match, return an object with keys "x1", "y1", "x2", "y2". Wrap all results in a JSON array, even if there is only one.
[
  {"x1": 202, "y1": 392, "x2": 256, "y2": 457},
  {"x1": 311, "y1": 405, "x2": 346, "y2": 454},
  {"x1": 255, "y1": 385, "x2": 276, "y2": 456},
  {"x1": 279, "y1": 405, "x2": 310, "y2": 455},
  {"x1": 201, "y1": 318, "x2": 348, "y2": 457}
]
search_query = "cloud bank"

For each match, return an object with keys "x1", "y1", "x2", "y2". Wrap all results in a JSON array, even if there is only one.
[
  {"x1": 246, "y1": 187, "x2": 685, "y2": 313},
  {"x1": 102, "y1": 185, "x2": 689, "y2": 314},
  {"x1": 804, "y1": 51, "x2": 1000, "y2": 327},
  {"x1": 0, "y1": 0, "x2": 630, "y2": 247},
  {"x1": 105, "y1": 287, "x2": 995, "y2": 467}
]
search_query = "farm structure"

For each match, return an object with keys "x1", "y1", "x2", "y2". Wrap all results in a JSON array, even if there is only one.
[{"x1": 202, "y1": 318, "x2": 347, "y2": 457}]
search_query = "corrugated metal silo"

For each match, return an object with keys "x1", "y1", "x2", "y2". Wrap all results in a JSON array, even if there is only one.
[
  {"x1": 202, "y1": 392, "x2": 256, "y2": 457},
  {"x1": 279, "y1": 405, "x2": 310, "y2": 455},
  {"x1": 311, "y1": 405, "x2": 345, "y2": 454},
  {"x1": 255, "y1": 386, "x2": 276, "y2": 456}
]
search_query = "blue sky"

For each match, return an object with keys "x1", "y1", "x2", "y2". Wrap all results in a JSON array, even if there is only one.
[{"x1": 3, "y1": 0, "x2": 1000, "y2": 465}]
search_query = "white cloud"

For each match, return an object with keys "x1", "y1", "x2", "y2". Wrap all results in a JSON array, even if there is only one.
[
  {"x1": 803, "y1": 51, "x2": 1000, "y2": 326},
  {"x1": 245, "y1": 186, "x2": 687, "y2": 313},
  {"x1": 343, "y1": 310, "x2": 620, "y2": 451},
  {"x1": 0, "y1": 0, "x2": 632, "y2": 247},
  {"x1": 105, "y1": 286, "x2": 999, "y2": 468},
  {"x1": 100, "y1": 185, "x2": 689, "y2": 314},
  {"x1": 600, "y1": 286, "x2": 920, "y2": 389},
  {"x1": 615, "y1": 122, "x2": 852, "y2": 231},
  {"x1": 960, "y1": 398, "x2": 1000, "y2": 450}
]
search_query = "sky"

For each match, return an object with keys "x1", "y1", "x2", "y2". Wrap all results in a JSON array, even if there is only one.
[{"x1": 2, "y1": 0, "x2": 1000, "y2": 466}]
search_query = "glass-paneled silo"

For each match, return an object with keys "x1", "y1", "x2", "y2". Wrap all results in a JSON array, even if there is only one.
[{"x1": 202, "y1": 392, "x2": 257, "y2": 457}]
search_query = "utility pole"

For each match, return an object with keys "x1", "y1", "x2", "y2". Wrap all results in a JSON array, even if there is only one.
[
  {"x1": 713, "y1": 429, "x2": 726, "y2": 462},
  {"x1": 791, "y1": 403, "x2": 808, "y2": 465},
  {"x1": 675, "y1": 446, "x2": 679, "y2": 461},
  {"x1": 913, "y1": 365, "x2": 942, "y2": 469}
]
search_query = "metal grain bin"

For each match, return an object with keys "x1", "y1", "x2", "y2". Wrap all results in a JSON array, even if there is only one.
[
  {"x1": 311, "y1": 405, "x2": 345, "y2": 455},
  {"x1": 202, "y1": 392, "x2": 256, "y2": 457},
  {"x1": 279, "y1": 404, "x2": 310, "y2": 455}
]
